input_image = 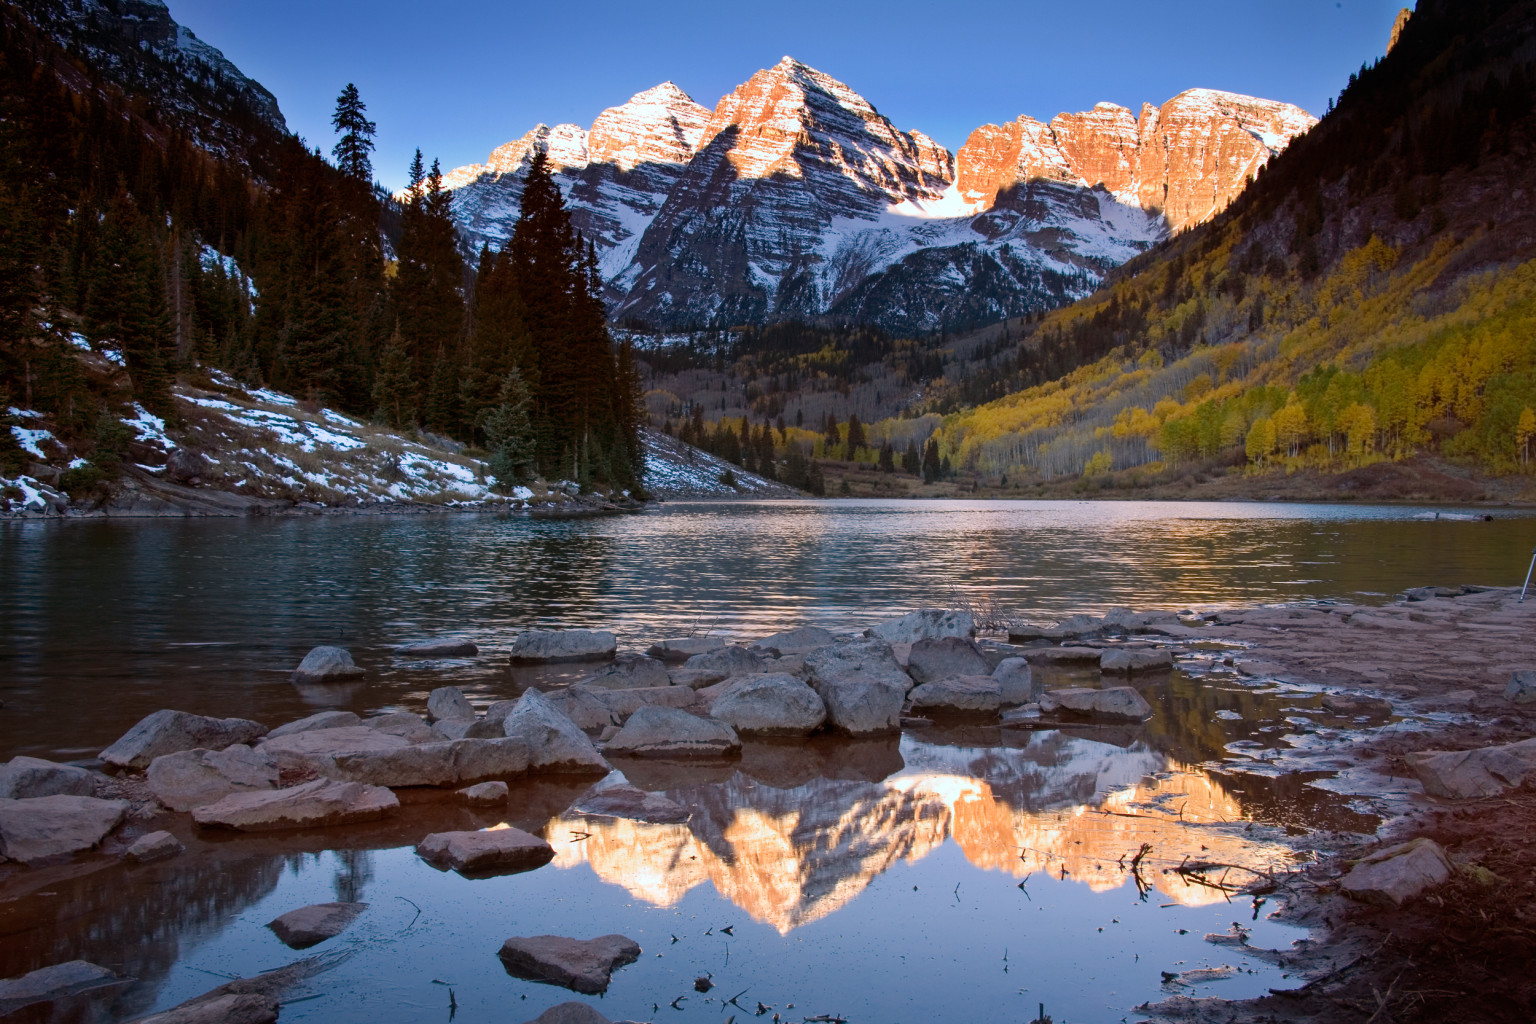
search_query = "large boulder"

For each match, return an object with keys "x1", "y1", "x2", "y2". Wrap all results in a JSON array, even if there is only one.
[
  {"x1": 500, "y1": 690, "x2": 610, "y2": 773},
  {"x1": 290, "y1": 646, "x2": 365, "y2": 684},
  {"x1": 1407, "y1": 737, "x2": 1536, "y2": 799},
  {"x1": 0, "y1": 795, "x2": 129, "y2": 864},
  {"x1": 427, "y1": 686, "x2": 475, "y2": 722},
  {"x1": 866, "y1": 609, "x2": 974, "y2": 644},
  {"x1": 906, "y1": 637, "x2": 990, "y2": 684},
  {"x1": 592, "y1": 685, "x2": 696, "y2": 719},
  {"x1": 0, "y1": 756, "x2": 97, "y2": 799},
  {"x1": 498, "y1": 934, "x2": 641, "y2": 994},
  {"x1": 267, "y1": 902, "x2": 367, "y2": 949},
  {"x1": 545, "y1": 689, "x2": 621, "y2": 731},
  {"x1": 1504, "y1": 670, "x2": 1536, "y2": 704},
  {"x1": 326, "y1": 737, "x2": 530, "y2": 788},
  {"x1": 147, "y1": 745, "x2": 278, "y2": 812},
  {"x1": 1100, "y1": 648, "x2": 1174, "y2": 674},
  {"x1": 709, "y1": 673, "x2": 827, "y2": 736},
  {"x1": 100, "y1": 710, "x2": 268, "y2": 769},
  {"x1": 0, "y1": 961, "x2": 129, "y2": 1016},
  {"x1": 804, "y1": 639, "x2": 911, "y2": 735},
  {"x1": 192, "y1": 778, "x2": 397, "y2": 831},
  {"x1": 365, "y1": 712, "x2": 438, "y2": 743},
  {"x1": 645, "y1": 637, "x2": 729, "y2": 664},
  {"x1": 508, "y1": 629, "x2": 616, "y2": 664},
  {"x1": 604, "y1": 707, "x2": 740, "y2": 759},
  {"x1": 993, "y1": 658, "x2": 1037, "y2": 704},
  {"x1": 398, "y1": 638, "x2": 479, "y2": 657},
  {"x1": 259, "y1": 726, "x2": 408, "y2": 774},
  {"x1": 579, "y1": 654, "x2": 671, "y2": 690},
  {"x1": 749, "y1": 626, "x2": 838, "y2": 655},
  {"x1": 679, "y1": 645, "x2": 764, "y2": 684},
  {"x1": 1038, "y1": 687, "x2": 1153, "y2": 722},
  {"x1": 1340, "y1": 838, "x2": 1453, "y2": 907},
  {"x1": 907, "y1": 676, "x2": 1002, "y2": 713},
  {"x1": 266, "y1": 711, "x2": 361, "y2": 739},
  {"x1": 418, "y1": 826, "x2": 554, "y2": 876}
]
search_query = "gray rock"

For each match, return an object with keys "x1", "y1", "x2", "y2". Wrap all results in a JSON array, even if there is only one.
[
  {"x1": 579, "y1": 654, "x2": 671, "y2": 690},
  {"x1": 1340, "y1": 838, "x2": 1452, "y2": 906},
  {"x1": 1038, "y1": 687, "x2": 1152, "y2": 721},
  {"x1": 907, "y1": 676, "x2": 1002, "y2": 713},
  {"x1": 147, "y1": 745, "x2": 278, "y2": 812},
  {"x1": 327, "y1": 737, "x2": 530, "y2": 788},
  {"x1": 0, "y1": 960, "x2": 127, "y2": 1016},
  {"x1": 1407, "y1": 737, "x2": 1536, "y2": 799},
  {"x1": 432, "y1": 718, "x2": 478, "y2": 741},
  {"x1": 498, "y1": 934, "x2": 641, "y2": 994},
  {"x1": 592, "y1": 685, "x2": 697, "y2": 719},
  {"x1": 0, "y1": 795, "x2": 129, "y2": 864},
  {"x1": 749, "y1": 626, "x2": 837, "y2": 655},
  {"x1": 709, "y1": 673, "x2": 827, "y2": 736},
  {"x1": 267, "y1": 902, "x2": 367, "y2": 949},
  {"x1": 679, "y1": 645, "x2": 764, "y2": 684},
  {"x1": 192, "y1": 778, "x2": 398, "y2": 831},
  {"x1": 906, "y1": 637, "x2": 991, "y2": 684},
  {"x1": 1024, "y1": 646, "x2": 1103, "y2": 666},
  {"x1": 0, "y1": 756, "x2": 97, "y2": 799},
  {"x1": 1101, "y1": 607, "x2": 1181, "y2": 634},
  {"x1": 1505, "y1": 670, "x2": 1536, "y2": 704},
  {"x1": 604, "y1": 706, "x2": 740, "y2": 758},
  {"x1": 804, "y1": 638, "x2": 911, "y2": 735},
  {"x1": 508, "y1": 629, "x2": 616, "y2": 664},
  {"x1": 124, "y1": 830, "x2": 183, "y2": 863},
  {"x1": 501, "y1": 689, "x2": 610, "y2": 773},
  {"x1": 669, "y1": 667, "x2": 727, "y2": 689},
  {"x1": 260, "y1": 726, "x2": 408, "y2": 774},
  {"x1": 1320, "y1": 692, "x2": 1393, "y2": 717},
  {"x1": 427, "y1": 686, "x2": 475, "y2": 722},
  {"x1": 572, "y1": 781, "x2": 691, "y2": 824},
  {"x1": 266, "y1": 711, "x2": 361, "y2": 739},
  {"x1": 866, "y1": 608, "x2": 974, "y2": 644},
  {"x1": 458, "y1": 781, "x2": 508, "y2": 805},
  {"x1": 1054, "y1": 613, "x2": 1105, "y2": 637},
  {"x1": 805, "y1": 638, "x2": 911, "y2": 691},
  {"x1": 645, "y1": 637, "x2": 729, "y2": 663},
  {"x1": 446, "y1": 738, "x2": 533, "y2": 785},
  {"x1": 129, "y1": 994, "x2": 277, "y2": 1024},
  {"x1": 100, "y1": 710, "x2": 268, "y2": 770},
  {"x1": 521, "y1": 1003, "x2": 613, "y2": 1024},
  {"x1": 1100, "y1": 648, "x2": 1174, "y2": 674},
  {"x1": 545, "y1": 689, "x2": 622, "y2": 731},
  {"x1": 993, "y1": 658, "x2": 1037, "y2": 704},
  {"x1": 290, "y1": 646, "x2": 365, "y2": 685},
  {"x1": 483, "y1": 700, "x2": 518, "y2": 727},
  {"x1": 418, "y1": 826, "x2": 554, "y2": 876},
  {"x1": 365, "y1": 712, "x2": 438, "y2": 743},
  {"x1": 398, "y1": 638, "x2": 479, "y2": 657}
]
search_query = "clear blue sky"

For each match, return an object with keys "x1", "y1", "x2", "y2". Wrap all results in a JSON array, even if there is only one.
[{"x1": 169, "y1": 0, "x2": 1410, "y2": 192}]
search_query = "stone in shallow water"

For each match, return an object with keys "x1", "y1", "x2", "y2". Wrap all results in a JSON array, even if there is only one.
[
  {"x1": 0, "y1": 960, "x2": 128, "y2": 1016},
  {"x1": 905, "y1": 637, "x2": 990, "y2": 684},
  {"x1": 267, "y1": 902, "x2": 367, "y2": 949},
  {"x1": 1100, "y1": 648, "x2": 1174, "y2": 674},
  {"x1": 458, "y1": 781, "x2": 509, "y2": 805},
  {"x1": 1023, "y1": 646, "x2": 1102, "y2": 666},
  {"x1": 805, "y1": 639, "x2": 910, "y2": 734},
  {"x1": 418, "y1": 826, "x2": 554, "y2": 876},
  {"x1": 520, "y1": 1003, "x2": 614, "y2": 1024},
  {"x1": 992, "y1": 658, "x2": 1037, "y2": 704},
  {"x1": 128, "y1": 992, "x2": 278, "y2": 1024},
  {"x1": 365, "y1": 712, "x2": 437, "y2": 743},
  {"x1": 679, "y1": 645, "x2": 764, "y2": 684},
  {"x1": 498, "y1": 934, "x2": 641, "y2": 994},
  {"x1": 604, "y1": 706, "x2": 740, "y2": 758},
  {"x1": 192, "y1": 778, "x2": 397, "y2": 832},
  {"x1": 0, "y1": 756, "x2": 98, "y2": 800},
  {"x1": 907, "y1": 676, "x2": 1001, "y2": 713},
  {"x1": 100, "y1": 710, "x2": 268, "y2": 770},
  {"x1": 398, "y1": 638, "x2": 479, "y2": 657},
  {"x1": 1340, "y1": 837, "x2": 1452, "y2": 906},
  {"x1": 544, "y1": 688, "x2": 620, "y2": 731},
  {"x1": 501, "y1": 690, "x2": 610, "y2": 773},
  {"x1": 645, "y1": 636, "x2": 729, "y2": 663},
  {"x1": 593, "y1": 685, "x2": 697, "y2": 719},
  {"x1": 571, "y1": 782, "x2": 691, "y2": 824},
  {"x1": 427, "y1": 686, "x2": 475, "y2": 722},
  {"x1": 0, "y1": 795, "x2": 129, "y2": 864},
  {"x1": 290, "y1": 645, "x2": 365, "y2": 685},
  {"x1": 259, "y1": 726, "x2": 408, "y2": 774},
  {"x1": 508, "y1": 629, "x2": 616, "y2": 664},
  {"x1": 1037, "y1": 686, "x2": 1152, "y2": 721},
  {"x1": 1407, "y1": 737, "x2": 1536, "y2": 799},
  {"x1": 866, "y1": 609, "x2": 974, "y2": 644},
  {"x1": 579, "y1": 654, "x2": 671, "y2": 690},
  {"x1": 1503, "y1": 669, "x2": 1536, "y2": 704},
  {"x1": 147, "y1": 745, "x2": 278, "y2": 811},
  {"x1": 125, "y1": 830, "x2": 184, "y2": 863},
  {"x1": 266, "y1": 710, "x2": 361, "y2": 739},
  {"x1": 709, "y1": 673, "x2": 826, "y2": 736}
]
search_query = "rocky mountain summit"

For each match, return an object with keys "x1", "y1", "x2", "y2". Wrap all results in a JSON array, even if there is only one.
[{"x1": 440, "y1": 59, "x2": 1314, "y2": 332}]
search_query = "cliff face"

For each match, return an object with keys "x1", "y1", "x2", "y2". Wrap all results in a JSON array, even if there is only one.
[{"x1": 438, "y1": 62, "x2": 1314, "y2": 332}]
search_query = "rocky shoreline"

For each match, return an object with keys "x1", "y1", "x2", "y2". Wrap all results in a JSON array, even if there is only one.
[{"x1": 0, "y1": 591, "x2": 1532, "y2": 1022}]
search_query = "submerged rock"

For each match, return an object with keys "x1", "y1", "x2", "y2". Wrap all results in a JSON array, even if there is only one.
[
  {"x1": 1408, "y1": 737, "x2": 1536, "y2": 799},
  {"x1": 907, "y1": 676, "x2": 1002, "y2": 713},
  {"x1": 418, "y1": 826, "x2": 554, "y2": 876},
  {"x1": 1320, "y1": 692, "x2": 1393, "y2": 717},
  {"x1": 508, "y1": 629, "x2": 617, "y2": 664},
  {"x1": 571, "y1": 782, "x2": 691, "y2": 824},
  {"x1": 192, "y1": 778, "x2": 397, "y2": 831},
  {"x1": 0, "y1": 795, "x2": 129, "y2": 864},
  {"x1": 1340, "y1": 837, "x2": 1452, "y2": 906},
  {"x1": 427, "y1": 686, "x2": 475, "y2": 722},
  {"x1": 147, "y1": 745, "x2": 278, "y2": 811},
  {"x1": 266, "y1": 710, "x2": 361, "y2": 739},
  {"x1": 500, "y1": 689, "x2": 610, "y2": 773},
  {"x1": 866, "y1": 609, "x2": 974, "y2": 644},
  {"x1": 124, "y1": 830, "x2": 184, "y2": 863},
  {"x1": 604, "y1": 706, "x2": 741, "y2": 758},
  {"x1": 1037, "y1": 687, "x2": 1153, "y2": 722},
  {"x1": 398, "y1": 638, "x2": 479, "y2": 657},
  {"x1": 0, "y1": 960, "x2": 129, "y2": 1016},
  {"x1": 290, "y1": 646, "x2": 365, "y2": 685},
  {"x1": 100, "y1": 710, "x2": 268, "y2": 770},
  {"x1": 709, "y1": 673, "x2": 827, "y2": 736},
  {"x1": 267, "y1": 902, "x2": 367, "y2": 949},
  {"x1": 1099, "y1": 648, "x2": 1174, "y2": 674},
  {"x1": 905, "y1": 637, "x2": 990, "y2": 684},
  {"x1": 0, "y1": 756, "x2": 97, "y2": 800},
  {"x1": 580, "y1": 654, "x2": 671, "y2": 690},
  {"x1": 128, "y1": 991, "x2": 278, "y2": 1024},
  {"x1": 498, "y1": 934, "x2": 641, "y2": 994}
]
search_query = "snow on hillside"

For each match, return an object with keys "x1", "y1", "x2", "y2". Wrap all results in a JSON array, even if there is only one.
[{"x1": 642, "y1": 430, "x2": 800, "y2": 499}]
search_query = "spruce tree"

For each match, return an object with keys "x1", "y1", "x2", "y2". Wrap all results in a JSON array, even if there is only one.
[
  {"x1": 480, "y1": 367, "x2": 535, "y2": 486},
  {"x1": 331, "y1": 84, "x2": 377, "y2": 182},
  {"x1": 922, "y1": 437, "x2": 941, "y2": 483},
  {"x1": 902, "y1": 440, "x2": 921, "y2": 475}
]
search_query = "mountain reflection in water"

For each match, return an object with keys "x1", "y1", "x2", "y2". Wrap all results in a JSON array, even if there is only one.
[{"x1": 552, "y1": 733, "x2": 1299, "y2": 933}]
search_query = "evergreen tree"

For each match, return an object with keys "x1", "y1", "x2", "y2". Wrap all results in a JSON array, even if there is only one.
[
  {"x1": 877, "y1": 440, "x2": 895, "y2": 472},
  {"x1": 480, "y1": 366, "x2": 535, "y2": 486},
  {"x1": 902, "y1": 440, "x2": 921, "y2": 475},
  {"x1": 372, "y1": 330, "x2": 415, "y2": 427},
  {"x1": 392, "y1": 151, "x2": 464, "y2": 420},
  {"x1": 922, "y1": 437, "x2": 941, "y2": 483},
  {"x1": 330, "y1": 84, "x2": 376, "y2": 182},
  {"x1": 845, "y1": 413, "x2": 866, "y2": 457}
]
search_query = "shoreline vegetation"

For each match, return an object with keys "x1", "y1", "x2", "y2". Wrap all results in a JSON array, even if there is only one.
[{"x1": 1, "y1": 587, "x2": 1532, "y2": 1022}]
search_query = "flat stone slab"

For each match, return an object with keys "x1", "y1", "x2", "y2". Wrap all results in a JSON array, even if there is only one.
[
  {"x1": 709, "y1": 673, "x2": 826, "y2": 736},
  {"x1": 418, "y1": 827, "x2": 554, "y2": 876},
  {"x1": 125, "y1": 830, "x2": 184, "y2": 863},
  {"x1": 749, "y1": 626, "x2": 838, "y2": 655},
  {"x1": 1023, "y1": 647, "x2": 1103, "y2": 666},
  {"x1": 498, "y1": 934, "x2": 641, "y2": 993},
  {"x1": 127, "y1": 991, "x2": 278, "y2": 1023},
  {"x1": 0, "y1": 757, "x2": 97, "y2": 800},
  {"x1": 328, "y1": 737, "x2": 530, "y2": 788},
  {"x1": 192, "y1": 779, "x2": 397, "y2": 832},
  {"x1": 398, "y1": 638, "x2": 479, "y2": 657},
  {"x1": 266, "y1": 711, "x2": 361, "y2": 739},
  {"x1": 0, "y1": 795, "x2": 129, "y2": 864},
  {"x1": 364, "y1": 712, "x2": 437, "y2": 743},
  {"x1": 1408, "y1": 737, "x2": 1536, "y2": 799},
  {"x1": 907, "y1": 676, "x2": 1002, "y2": 713},
  {"x1": 290, "y1": 645, "x2": 365, "y2": 685},
  {"x1": 0, "y1": 960, "x2": 128, "y2": 1016},
  {"x1": 1341, "y1": 837, "x2": 1452, "y2": 906},
  {"x1": 645, "y1": 637, "x2": 729, "y2": 663},
  {"x1": 267, "y1": 902, "x2": 367, "y2": 949},
  {"x1": 1100, "y1": 648, "x2": 1174, "y2": 674},
  {"x1": 100, "y1": 710, "x2": 268, "y2": 770},
  {"x1": 1037, "y1": 686, "x2": 1153, "y2": 721},
  {"x1": 260, "y1": 726, "x2": 409, "y2": 773},
  {"x1": 604, "y1": 706, "x2": 741, "y2": 758},
  {"x1": 509, "y1": 630, "x2": 616, "y2": 664},
  {"x1": 148, "y1": 745, "x2": 278, "y2": 811}
]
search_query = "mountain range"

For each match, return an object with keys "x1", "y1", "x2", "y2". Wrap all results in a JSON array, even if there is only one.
[{"x1": 439, "y1": 59, "x2": 1315, "y2": 333}]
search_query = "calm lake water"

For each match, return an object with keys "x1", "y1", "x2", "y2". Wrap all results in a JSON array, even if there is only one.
[{"x1": 0, "y1": 499, "x2": 1531, "y2": 1022}]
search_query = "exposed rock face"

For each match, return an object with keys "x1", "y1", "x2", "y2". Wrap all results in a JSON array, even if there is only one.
[
  {"x1": 267, "y1": 902, "x2": 367, "y2": 949},
  {"x1": 100, "y1": 710, "x2": 268, "y2": 769},
  {"x1": 498, "y1": 934, "x2": 642, "y2": 994},
  {"x1": 434, "y1": 60, "x2": 1311, "y2": 333},
  {"x1": 0, "y1": 795, "x2": 129, "y2": 864},
  {"x1": 427, "y1": 686, "x2": 475, "y2": 722}
]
